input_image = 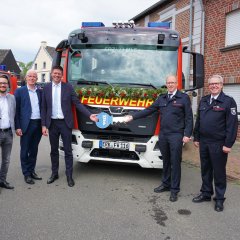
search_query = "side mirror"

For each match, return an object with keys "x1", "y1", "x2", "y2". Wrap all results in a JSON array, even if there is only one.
[
  {"x1": 56, "y1": 39, "x2": 69, "y2": 52},
  {"x1": 183, "y1": 48, "x2": 204, "y2": 90}
]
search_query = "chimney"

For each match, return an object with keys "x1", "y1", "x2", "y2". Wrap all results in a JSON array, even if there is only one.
[{"x1": 41, "y1": 41, "x2": 47, "y2": 48}]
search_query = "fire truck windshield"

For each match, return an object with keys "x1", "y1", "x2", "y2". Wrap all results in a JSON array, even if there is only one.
[{"x1": 68, "y1": 44, "x2": 178, "y2": 88}]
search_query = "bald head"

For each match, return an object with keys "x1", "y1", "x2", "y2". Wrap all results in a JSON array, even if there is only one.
[{"x1": 166, "y1": 75, "x2": 178, "y2": 93}]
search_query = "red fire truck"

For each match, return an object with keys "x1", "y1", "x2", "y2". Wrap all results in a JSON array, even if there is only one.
[{"x1": 53, "y1": 21, "x2": 204, "y2": 168}]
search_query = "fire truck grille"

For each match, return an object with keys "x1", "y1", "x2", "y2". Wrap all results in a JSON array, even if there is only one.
[
  {"x1": 82, "y1": 133, "x2": 151, "y2": 143},
  {"x1": 90, "y1": 149, "x2": 139, "y2": 161}
]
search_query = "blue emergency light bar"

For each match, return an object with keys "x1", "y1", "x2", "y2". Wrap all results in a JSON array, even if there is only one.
[
  {"x1": 0, "y1": 65, "x2": 6, "y2": 71},
  {"x1": 148, "y1": 22, "x2": 170, "y2": 28},
  {"x1": 82, "y1": 22, "x2": 105, "y2": 27}
]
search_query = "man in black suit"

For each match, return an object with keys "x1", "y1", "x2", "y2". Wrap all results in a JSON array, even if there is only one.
[
  {"x1": 41, "y1": 66, "x2": 98, "y2": 187},
  {"x1": 15, "y1": 70, "x2": 42, "y2": 184}
]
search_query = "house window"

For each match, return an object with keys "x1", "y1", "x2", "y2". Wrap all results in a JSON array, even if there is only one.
[
  {"x1": 163, "y1": 18, "x2": 173, "y2": 29},
  {"x1": 34, "y1": 63, "x2": 37, "y2": 70},
  {"x1": 43, "y1": 62, "x2": 46, "y2": 69},
  {"x1": 225, "y1": 9, "x2": 240, "y2": 46},
  {"x1": 223, "y1": 84, "x2": 240, "y2": 120},
  {"x1": 159, "y1": 5, "x2": 176, "y2": 30},
  {"x1": 41, "y1": 74, "x2": 46, "y2": 82}
]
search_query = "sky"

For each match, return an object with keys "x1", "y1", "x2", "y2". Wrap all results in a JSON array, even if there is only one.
[{"x1": 0, "y1": 0, "x2": 158, "y2": 63}]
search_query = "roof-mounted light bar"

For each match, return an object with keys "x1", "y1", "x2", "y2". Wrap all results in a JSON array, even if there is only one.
[
  {"x1": 148, "y1": 22, "x2": 170, "y2": 29},
  {"x1": 82, "y1": 22, "x2": 105, "y2": 27}
]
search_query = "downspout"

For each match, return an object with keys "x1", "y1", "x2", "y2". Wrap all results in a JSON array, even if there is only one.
[
  {"x1": 199, "y1": 0, "x2": 205, "y2": 98},
  {"x1": 186, "y1": 0, "x2": 193, "y2": 89}
]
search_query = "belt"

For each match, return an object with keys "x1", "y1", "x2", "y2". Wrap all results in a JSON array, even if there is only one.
[
  {"x1": 0, "y1": 127, "x2": 11, "y2": 132},
  {"x1": 30, "y1": 119, "x2": 41, "y2": 121},
  {"x1": 51, "y1": 118, "x2": 64, "y2": 121}
]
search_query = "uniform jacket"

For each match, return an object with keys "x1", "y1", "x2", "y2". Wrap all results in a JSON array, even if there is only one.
[
  {"x1": 41, "y1": 82, "x2": 91, "y2": 129},
  {"x1": 132, "y1": 90, "x2": 193, "y2": 137},
  {"x1": 14, "y1": 86, "x2": 42, "y2": 133},
  {"x1": 0, "y1": 94, "x2": 16, "y2": 135},
  {"x1": 193, "y1": 91, "x2": 238, "y2": 148}
]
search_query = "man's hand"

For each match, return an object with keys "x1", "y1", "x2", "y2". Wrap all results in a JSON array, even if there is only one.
[
  {"x1": 42, "y1": 126, "x2": 48, "y2": 136},
  {"x1": 223, "y1": 146, "x2": 231, "y2": 154},
  {"x1": 183, "y1": 136, "x2": 191, "y2": 143},
  {"x1": 194, "y1": 141, "x2": 200, "y2": 148},
  {"x1": 90, "y1": 114, "x2": 98, "y2": 122},
  {"x1": 16, "y1": 129, "x2": 23, "y2": 136},
  {"x1": 123, "y1": 115, "x2": 133, "y2": 123}
]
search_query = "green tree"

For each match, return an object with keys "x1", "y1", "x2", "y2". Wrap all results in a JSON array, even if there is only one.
[{"x1": 18, "y1": 61, "x2": 33, "y2": 79}]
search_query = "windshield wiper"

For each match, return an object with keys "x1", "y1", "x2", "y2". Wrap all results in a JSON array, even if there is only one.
[
  {"x1": 114, "y1": 82, "x2": 157, "y2": 89},
  {"x1": 77, "y1": 79, "x2": 113, "y2": 87}
]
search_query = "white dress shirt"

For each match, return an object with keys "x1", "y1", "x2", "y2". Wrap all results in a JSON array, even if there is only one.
[
  {"x1": 52, "y1": 82, "x2": 64, "y2": 119},
  {"x1": 27, "y1": 86, "x2": 41, "y2": 119},
  {"x1": 0, "y1": 95, "x2": 10, "y2": 129}
]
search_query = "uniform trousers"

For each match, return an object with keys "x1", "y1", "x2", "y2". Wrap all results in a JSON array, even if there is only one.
[
  {"x1": 159, "y1": 132, "x2": 183, "y2": 193},
  {"x1": 199, "y1": 141, "x2": 228, "y2": 200}
]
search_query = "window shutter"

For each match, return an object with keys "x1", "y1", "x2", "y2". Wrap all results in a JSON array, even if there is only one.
[
  {"x1": 225, "y1": 10, "x2": 240, "y2": 46},
  {"x1": 223, "y1": 85, "x2": 240, "y2": 119}
]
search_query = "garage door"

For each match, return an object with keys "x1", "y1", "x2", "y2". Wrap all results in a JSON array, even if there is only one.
[{"x1": 223, "y1": 84, "x2": 240, "y2": 120}]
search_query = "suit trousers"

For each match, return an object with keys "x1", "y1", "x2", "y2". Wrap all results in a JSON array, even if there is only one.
[
  {"x1": 20, "y1": 120, "x2": 42, "y2": 176},
  {"x1": 158, "y1": 132, "x2": 183, "y2": 193},
  {"x1": 0, "y1": 129, "x2": 13, "y2": 182},
  {"x1": 49, "y1": 119, "x2": 73, "y2": 176},
  {"x1": 199, "y1": 141, "x2": 228, "y2": 200}
]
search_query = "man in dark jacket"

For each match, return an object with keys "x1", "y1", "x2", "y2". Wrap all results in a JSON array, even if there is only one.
[
  {"x1": 124, "y1": 75, "x2": 193, "y2": 202},
  {"x1": 41, "y1": 66, "x2": 98, "y2": 187},
  {"x1": 15, "y1": 70, "x2": 42, "y2": 185},
  {"x1": 192, "y1": 75, "x2": 238, "y2": 212}
]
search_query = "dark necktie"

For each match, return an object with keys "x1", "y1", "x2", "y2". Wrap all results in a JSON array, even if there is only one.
[
  {"x1": 168, "y1": 94, "x2": 173, "y2": 101},
  {"x1": 210, "y1": 97, "x2": 215, "y2": 105}
]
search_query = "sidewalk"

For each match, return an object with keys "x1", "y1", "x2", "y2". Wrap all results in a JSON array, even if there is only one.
[{"x1": 183, "y1": 141, "x2": 240, "y2": 180}]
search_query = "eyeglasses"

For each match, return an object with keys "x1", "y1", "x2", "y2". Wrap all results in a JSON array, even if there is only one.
[
  {"x1": 208, "y1": 82, "x2": 222, "y2": 86},
  {"x1": 166, "y1": 82, "x2": 177, "y2": 85},
  {"x1": 0, "y1": 82, "x2": 8, "y2": 85}
]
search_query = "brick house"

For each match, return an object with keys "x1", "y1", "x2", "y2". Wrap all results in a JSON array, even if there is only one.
[
  {"x1": 131, "y1": 0, "x2": 240, "y2": 138},
  {"x1": 31, "y1": 41, "x2": 55, "y2": 83}
]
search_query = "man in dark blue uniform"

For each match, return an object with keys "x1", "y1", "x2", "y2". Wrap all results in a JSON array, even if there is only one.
[
  {"x1": 124, "y1": 75, "x2": 193, "y2": 202},
  {"x1": 192, "y1": 75, "x2": 238, "y2": 212}
]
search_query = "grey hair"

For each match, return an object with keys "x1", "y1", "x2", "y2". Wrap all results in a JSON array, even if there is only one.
[
  {"x1": 26, "y1": 69, "x2": 38, "y2": 78},
  {"x1": 208, "y1": 75, "x2": 223, "y2": 84}
]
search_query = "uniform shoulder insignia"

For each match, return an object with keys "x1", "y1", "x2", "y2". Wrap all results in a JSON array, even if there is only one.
[{"x1": 231, "y1": 107, "x2": 237, "y2": 115}]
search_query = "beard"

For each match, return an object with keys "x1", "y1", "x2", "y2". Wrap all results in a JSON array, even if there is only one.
[{"x1": 0, "y1": 88, "x2": 7, "y2": 94}]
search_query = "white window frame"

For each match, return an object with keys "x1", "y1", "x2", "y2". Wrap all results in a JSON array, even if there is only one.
[
  {"x1": 158, "y1": 5, "x2": 176, "y2": 29},
  {"x1": 225, "y1": 9, "x2": 240, "y2": 46}
]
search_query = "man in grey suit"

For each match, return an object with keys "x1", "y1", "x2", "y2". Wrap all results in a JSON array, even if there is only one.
[{"x1": 0, "y1": 74, "x2": 16, "y2": 190}]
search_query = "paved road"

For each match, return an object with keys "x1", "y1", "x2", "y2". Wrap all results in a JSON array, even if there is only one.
[{"x1": 1, "y1": 137, "x2": 240, "y2": 240}]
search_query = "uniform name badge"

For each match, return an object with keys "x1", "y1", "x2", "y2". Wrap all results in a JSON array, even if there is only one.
[{"x1": 96, "y1": 112, "x2": 125, "y2": 129}]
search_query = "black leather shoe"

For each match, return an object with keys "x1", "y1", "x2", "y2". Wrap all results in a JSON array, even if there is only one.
[
  {"x1": 31, "y1": 172, "x2": 42, "y2": 180},
  {"x1": 24, "y1": 176, "x2": 35, "y2": 185},
  {"x1": 67, "y1": 176, "x2": 75, "y2": 187},
  {"x1": 47, "y1": 174, "x2": 59, "y2": 184},
  {"x1": 0, "y1": 181, "x2": 14, "y2": 189},
  {"x1": 215, "y1": 200, "x2": 224, "y2": 212},
  {"x1": 169, "y1": 192, "x2": 178, "y2": 202},
  {"x1": 154, "y1": 185, "x2": 170, "y2": 193},
  {"x1": 192, "y1": 193, "x2": 211, "y2": 203}
]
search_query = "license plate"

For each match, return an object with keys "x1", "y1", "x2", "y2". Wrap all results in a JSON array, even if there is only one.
[{"x1": 99, "y1": 140, "x2": 129, "y2": 150}]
